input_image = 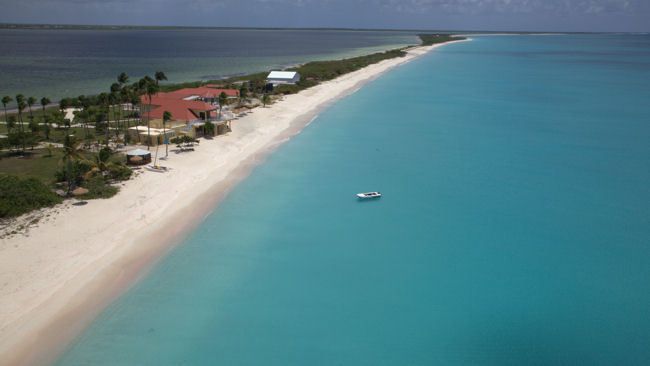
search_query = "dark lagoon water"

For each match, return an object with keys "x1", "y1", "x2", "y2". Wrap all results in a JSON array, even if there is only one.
[
  {"x1": 0, "y1": 28, "x2": 418, "y2": 101},
  {"x1": 57, "y1": 34, "x2": 650, "y2": 365}
]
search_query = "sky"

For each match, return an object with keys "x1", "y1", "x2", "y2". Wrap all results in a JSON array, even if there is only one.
[{"x1": 0, "y1": 0, "x2": 648, "y2": 32}]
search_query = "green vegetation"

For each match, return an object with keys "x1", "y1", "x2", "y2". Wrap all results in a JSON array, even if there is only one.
[
  {"x1": 418, "y1": 34, "x2": 466, "y2": 46},
  {"x1": 295, "y1": 49, "x2": 407, "y2": 85},
  {"x1": 55, "y1": 140, "x2": 131, "y2": 197},
  {"x1": 80, "y1": 175, "x2": 119, "y2": 199},
  {"x1": 204, "y1": 121, "x2": 216, "y2": 136},
  {"x1": 262, "y1": 94, "x2": 271, "y2": 107},
  {"x1": 0, "y1": 149, "x2": 63, "y2": 183},
  {"x1": 185, "y1": 34, "x2": 461, "y2": 97},
  {"x1": 0, "y1": 174, "x2": 62, "y2": 218},
  {"x1": 1, "y1": 69, "x2": 175, "y2": 158},
  {"x1": 170, "y1": 135, "x2": 197, "y2": 145}
]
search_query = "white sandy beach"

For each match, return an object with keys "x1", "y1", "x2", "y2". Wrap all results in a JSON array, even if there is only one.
[{"x1": 0, "y1": 40, "x2": 465, "y2": 365}]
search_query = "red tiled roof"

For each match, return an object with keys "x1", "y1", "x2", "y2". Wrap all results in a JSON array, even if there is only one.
[
  {"x1": 165, "y1": 87, "x2": 239, "y2": 99},
  {"x1": 139, "y1": 87, "x2": 237, "y2": 122},
  {"x1": 141, "y1": 95, "x2": 217, "y2": 122},
  {"x1": 205, "y1": 85, "x2": 240, "y2": 95}
]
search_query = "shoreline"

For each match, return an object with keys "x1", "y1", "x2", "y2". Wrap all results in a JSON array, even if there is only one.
[{"x1": 0, "y1": 39, "x2": 468, "y2": 366}]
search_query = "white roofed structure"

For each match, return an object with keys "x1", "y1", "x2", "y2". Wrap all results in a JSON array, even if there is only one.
[{"x1": 266, "y1": 71, "x2": 301, "y2": 85}]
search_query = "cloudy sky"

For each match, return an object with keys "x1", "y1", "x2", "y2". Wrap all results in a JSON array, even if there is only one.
[{"x1": 1, "y1": 0, "x2": 648, "y2": 32}]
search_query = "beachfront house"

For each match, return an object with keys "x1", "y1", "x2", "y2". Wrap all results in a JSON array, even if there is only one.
[
  {"x1": 136, "y1": 87, "x2": 239, "y2": 143},
  {"x1": 266, "y1": 71, "x2": 301, "y2": 85}
]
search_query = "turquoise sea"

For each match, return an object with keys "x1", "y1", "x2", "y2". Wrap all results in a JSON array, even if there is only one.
[{"x1": 58, "y1": 34, "x2": 650, "y2": 365}]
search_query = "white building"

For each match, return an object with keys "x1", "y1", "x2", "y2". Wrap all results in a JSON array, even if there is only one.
[{"x1": 266, "y1": 71, "x2": 301, "y2": 85}]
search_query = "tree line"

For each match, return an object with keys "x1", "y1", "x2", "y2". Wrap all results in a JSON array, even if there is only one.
[{"x1": 1, "y1": 71, "x2": 169, "y2": 153}]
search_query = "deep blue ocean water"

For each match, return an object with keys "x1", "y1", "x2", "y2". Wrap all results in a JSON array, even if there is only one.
[
  {"x1": 0, "y1": 28, "x2": 416, "y2": 101},
  {"x1": 57, "y1": 34, "x2": 650, "y2": 365}
]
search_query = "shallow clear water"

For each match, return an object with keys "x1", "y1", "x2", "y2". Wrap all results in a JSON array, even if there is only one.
[
  {"x1": 58, "y1": 34, "x2": 650, "y2": 365},
  {"x1": 0, "y1": 28, "x2": 417, "y2": 101}
]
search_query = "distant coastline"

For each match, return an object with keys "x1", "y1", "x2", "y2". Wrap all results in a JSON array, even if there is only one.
[
  {"x1": 0, "y1": 22, "x2": 609, "y2": 34},
  {"x1": 0, "y1": 27, "x2": 420, "y2": 102}
]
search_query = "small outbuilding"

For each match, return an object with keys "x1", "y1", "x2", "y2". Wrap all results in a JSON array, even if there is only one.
[
  {"x1": 266, "y1": 71, "x2": 301, "y2": 85},
  {"x1": 126, "y1": 148, "x2": 152, "y2": 165}
]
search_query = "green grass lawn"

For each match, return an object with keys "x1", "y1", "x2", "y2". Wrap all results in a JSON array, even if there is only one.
[
  {"x1": 0, "y1": 147, "x2": 127, "y2": 184},
  {"x1": 0, "y1": 149, "x2": 63, "y2": 184},
  {"x1": 1, "y1": 106, "x2": 59, "y2": 121},
  {"x1": 2, "y1": 106, "x2": 137, "y2": 126}
]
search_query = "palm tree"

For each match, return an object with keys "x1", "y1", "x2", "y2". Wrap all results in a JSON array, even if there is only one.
[
  {"x1": 40, "y1": 97, "x2": 51, "y2": 115},
  {"x1": 15, "y1": 94, "x2": 26, "y2": 152},
  {"x1": 98, "y1": 92, "x2": 111, "y2": 147},
  {"x1": 61, "y1": 134, "x2": 83, "y2": 195},
  {"x1": 118, "y1": 72, "x2": 129, "y2": 86},
  {"x1": 117, "y1": 73, "x2": 129, "y2": 140},
  {"x1": 120, "y1": 87, "x2": 130, "y2": 129},
  {"x1": 27, "y1": 96, "x2": 36, "y2": 123},
  {"x1": 110, "y1": 83, "x2": 121, "y2": 135},
  {"x1": 6, "y1": 116, "x2": 16, "y2": 136},
  {"x1": 40, "y1": 97, "x2": 51, "y2": 138},
  {"x1": 239, "y1": 84, "x2": 248, "y2": 106},
  {"x1": 145, "y1": 82, "x2": 159, "y2": 150},
  {"x1": 139, "y1": 76, "x2": 159, "y2": 150},
  {"x1": 162, "y1": 111, "x2": 171, "y2": 158},
  {"x1": 218, "y1": 92, "x2": 228, "y2": 119},
  {"x1": 130, "y1": 94, "x2": 141, "y2": 143},
  {"x1": 77, "y1": 95, "x2": 88, "y2": 132},
  {"x1": 154, "y1": 71, "x2": 167, "y2": 86},
  {"x1": 73, "y1": 109, "x2": 89, "y2": 147},
  {"x1": 59, "y1": 98, "x2": 69, "y2": 115},
  {"x1": 2, "y1": 96, "x2": 12, "y2": 124}
]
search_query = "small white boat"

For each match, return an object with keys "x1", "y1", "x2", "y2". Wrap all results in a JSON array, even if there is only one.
[
  {"x1": 357, "y1": 192, "x2": 382, "y2": 199},
  {"x1": 145, "y1": 165, "x2": 168, "y2": 173}
]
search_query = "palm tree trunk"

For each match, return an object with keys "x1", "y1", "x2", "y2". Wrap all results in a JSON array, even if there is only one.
[
  {"x1": 135, "y1": 103, "x2": 141, "y2": 144},
  {"x1": 163, "y1": 122, "x2": 168, "y2": 157},
  {"x1": 18, "y1": 111, "x2": 25, "y2": 152},
  {"x1": 83, "y1": 119, "x2": 89, "y2": 148},
  {"x1": 146, "y1": 95, "x2": 152, "y2": 150},
  {"x1": 41, "y1": 106, "x2": 46, "y2": 138},
  {"x1": 105, "y1": 104, "x2": 110, "y2": 147},
  {"x1": 113, "y1": 104, "x2": 120, "y2": 141}
]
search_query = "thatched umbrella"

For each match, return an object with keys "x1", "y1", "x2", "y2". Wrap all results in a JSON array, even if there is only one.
[
  {"x1": 126, "y1": 148, "x2": 151, "y2": 165},
  {"x1": 72, "y1": 187, "x2": 89, "y2": 196},
  {"x1": 129, "y1": 155, "x2": 143, "y2": 163}
]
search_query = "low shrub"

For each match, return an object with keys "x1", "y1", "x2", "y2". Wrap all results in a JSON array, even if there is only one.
[
  {"x1": 107, "y1": 163, "x2": 132, "y2": 181},
  {"x1": 0, "y1": 174, "x2": 62, "y2": 218},
  {"x1": 170, "y1": 135, "x2": 196, "y2": 144},
  {"x1": 81, "y1": 176, "x2": 118, "y2": 199},
  {"x1": 274, "y1": 84, "x2": 301, "y2": 95},
  {"x1": 54, "y1": 160, "x2": 93, "y2": 186}
]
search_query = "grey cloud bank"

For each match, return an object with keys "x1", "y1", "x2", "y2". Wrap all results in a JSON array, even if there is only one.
[{"x1": 1, "y1": 0, "x2": 648, "y2": 31}]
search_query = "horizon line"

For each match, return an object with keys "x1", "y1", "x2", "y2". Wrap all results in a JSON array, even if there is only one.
[{"x1": 0, "y1": 22, "x2": 639, "y2": 35}]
